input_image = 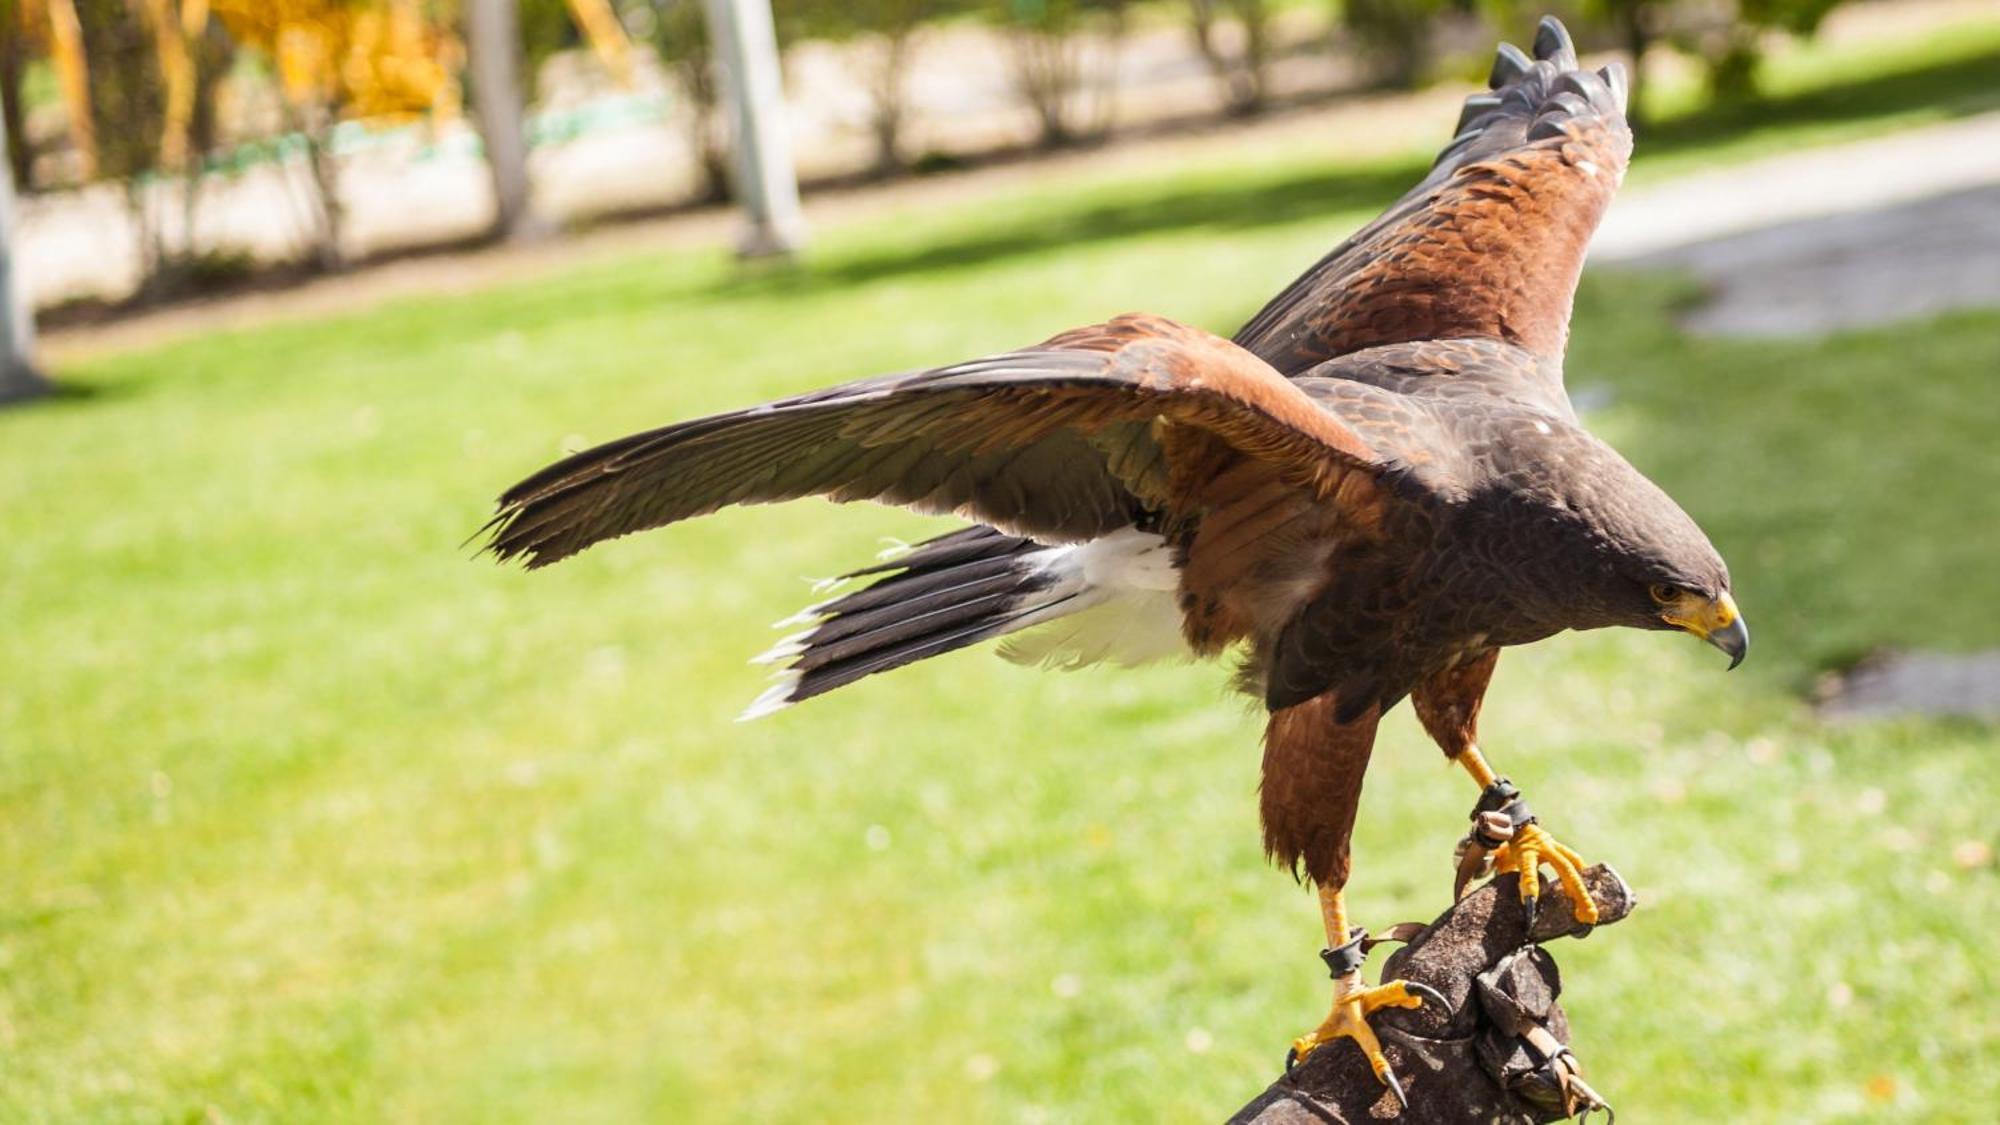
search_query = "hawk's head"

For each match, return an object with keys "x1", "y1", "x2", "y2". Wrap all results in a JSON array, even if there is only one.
[
  {"x1": 1643, "y1": 579, "x2": 1747, "y2": 669},
  {"x1": 1559, "y1": 451, "x2": 1748, "y2": 669}
]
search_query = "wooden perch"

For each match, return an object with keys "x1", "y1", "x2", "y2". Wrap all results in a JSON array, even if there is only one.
[{"x1": 1229, "y1": 865, "x2": 1635, "y2": 1125}]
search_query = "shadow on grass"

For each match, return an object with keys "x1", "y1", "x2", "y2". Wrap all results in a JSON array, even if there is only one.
[
  {"x1": 0, "y1": 378, "x2": 113, "y2": 414},
  {"x1": 736, "y1": 46, "x2": 2000, "y2": 298}
]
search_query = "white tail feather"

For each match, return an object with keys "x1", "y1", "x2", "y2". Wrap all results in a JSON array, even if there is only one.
[
  {"x1": 738, "y1": 527, "x2": 1187, "y2": 717},
  {"x1": 999, "y1": 528, "x2": 1186, "y2": 671},
  {"x1": 737, "y1": 670, "x2": 802, "y2": 721},
  {"x1": 749, "y1": 630, "x2": 812, "y2": 665},
  {"x1": 997, "y1": 589, "x2": 1186, "y2": 670}
]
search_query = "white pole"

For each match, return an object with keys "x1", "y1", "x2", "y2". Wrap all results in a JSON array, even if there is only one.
[
  {"x1": 0, "y1": 107, "x2": 46, "y2": 403},
  {"x1": 702, "y1": 0, "x2": 806, "y2": 259},
  {"x1": 466, "y1": 0, "x2": 539, "y2": 241}
]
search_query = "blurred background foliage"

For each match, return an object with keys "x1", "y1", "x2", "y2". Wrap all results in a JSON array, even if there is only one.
[{"x1": 0, "y1": 0, "x2": 1899, "y2": 304}]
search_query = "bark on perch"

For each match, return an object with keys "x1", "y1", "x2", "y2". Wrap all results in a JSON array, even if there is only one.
[{"x1": 1229, "y1": 865, "x2": 1634, "y2": 1124}]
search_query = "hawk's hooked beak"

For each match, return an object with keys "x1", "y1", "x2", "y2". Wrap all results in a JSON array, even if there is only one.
[{"x1": 1661, "y1": 590, "x2": 1748, "y2": 669}]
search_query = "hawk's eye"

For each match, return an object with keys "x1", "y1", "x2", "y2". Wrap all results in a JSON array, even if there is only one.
[{"x1": 1648, "y1": 584, "x2": 1680, "y2": 605}]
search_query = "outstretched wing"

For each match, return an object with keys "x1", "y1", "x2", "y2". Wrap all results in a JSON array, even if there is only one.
[
  {"x1": 483, "y1": 314, "x2": 1387, "y2": 569},
  {"x1": 1235, "y1": 17, "x2": 1631, "y2": 375}
]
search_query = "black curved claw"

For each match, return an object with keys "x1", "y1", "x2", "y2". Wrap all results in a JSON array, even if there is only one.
[
  {"x1": 1382, "y1": 1064, "x2": 1409, "y2": 1112},
  {"x1": 1283, "y1": 1045, "x2": 1299, "y2": 1075},
  {"x1": 1522, "y1": 892, "x2": 1539, "y2": 934},
  {"x1": 1405, "y1": 980, "x2": 1453, "y2": 1017}
]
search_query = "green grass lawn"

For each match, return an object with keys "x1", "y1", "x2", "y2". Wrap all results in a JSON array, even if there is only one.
[{"x1": 6, "y1": 31, "x2": 2000, "y2": 1125}]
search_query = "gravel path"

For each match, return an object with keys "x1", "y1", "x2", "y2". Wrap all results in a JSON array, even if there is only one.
[
  {"x1": 1595, "y1": 112, "x2": 2000, "y2": 260},
  {"x1": 1626, "y1": 182, "x2": 2000, "y2": 336},
  {"x1": 1596, "y1": 112, "x2": 2000, "y2": 337},
  {"x1": 1819, "y1": 650, "x2": 2000, "y2": 722}
]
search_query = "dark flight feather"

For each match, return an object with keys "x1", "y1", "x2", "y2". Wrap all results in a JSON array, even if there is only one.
[{"x1": 485, "y1": 314, "x2": 1383, "y2": 570}]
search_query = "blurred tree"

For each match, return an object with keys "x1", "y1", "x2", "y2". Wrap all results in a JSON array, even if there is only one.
[
  {"x1": 4, "y1": 0, "x2": 101, "y2": 180},
  {"x1": 617, "y1": 0, "x2": 730, "y2": 202},
  {"x1": 1187, "y1": 0, "x2": 1271, "y2": 116},
  {"x1": 1, "y1": 5, "x2": 36, "y2": 188},
  {"x1": 138, "y1": 0, "x2": 195, "y2": 172},
  {"x1": 1338, "y1": 0, "x2": 1449, "y2": 89},
  {"x1": 1700, "y1": 0, "x2": 1844, "y2": 102},
  {"x1": 516, "y1": 0, "x2": 581, "y2": 69},
  {"x1": 516, "y1": 0, "x2": 632, "y2": 80},
  {"x1": 213, "y1": 0, "x2": 462, "y2": 267},
  {"x1": 1587, "y1": 0, "x2": 1656, "y2": 126},
  {"x1": 4, "y1": 0, "x2": 236, "y2": 288},
  {"x1": 566, "y1": 0, "x2": 634, "y2": 81},
  {"x1": 71, "y1": 0, "x2": 193, "y2": 289},
  {"x1": 779, "y1": 0, "x2": 971, "y2": 177},
  {"x1": 994, "y1": 0, "x2": 1128, "y2": 150},
  {"x1": 1584, "y1": 0, "x2": 1847, "y2": 125}
]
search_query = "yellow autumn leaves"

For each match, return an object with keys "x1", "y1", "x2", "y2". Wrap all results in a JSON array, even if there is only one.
[
  {"x1": 10, "y1": 0, "x2": 636, "y2": 179},
  {"x1": 210, "y1": 0, "x2": 462, "y2": 122}
]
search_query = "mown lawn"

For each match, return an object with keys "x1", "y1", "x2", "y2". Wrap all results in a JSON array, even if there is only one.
[{"x1": 5, "y1": 28, "x2": 1998, "y2": 1125}]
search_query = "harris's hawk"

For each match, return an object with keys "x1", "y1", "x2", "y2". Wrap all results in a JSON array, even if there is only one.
[{"x1": 484, "y1": 17, "x2": 1745, "y2": 1101}]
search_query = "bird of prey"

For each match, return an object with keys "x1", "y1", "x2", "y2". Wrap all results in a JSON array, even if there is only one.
[{"x1": 483, "y1": 16, "x2": 1746, "y2": 1103}]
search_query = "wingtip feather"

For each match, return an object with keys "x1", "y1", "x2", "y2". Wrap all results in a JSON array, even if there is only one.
[
  {"x1": 1533, "y1": 16, "x2": 1574, "y2": 65},
  {"x1": 1489, "y1": 41, "x2": 1531, "y2": 89},
  {"x1": 1599, "y1": 63, "x2": 1630, "y2": 112}
]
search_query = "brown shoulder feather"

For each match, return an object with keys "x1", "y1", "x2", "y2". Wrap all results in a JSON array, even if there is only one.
[{"x1": 1235, "y1": 17, "x2": 1631, "y2": 371}]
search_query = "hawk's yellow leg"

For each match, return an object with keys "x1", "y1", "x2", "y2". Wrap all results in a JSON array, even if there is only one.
[
  {"x1": 1287, "y1": 886, "x2": 1440, "y2": 1104},
  {"x1": 1458, "y1": 747, "x2": 1598, "y2": 925}
]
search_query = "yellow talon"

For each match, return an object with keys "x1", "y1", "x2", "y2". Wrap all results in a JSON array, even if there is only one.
[
  {"x1": 1289, "y1": 977, "x2": 1434, "y2": 1104},
  {"x1": 1493, "y1": 822, "x2": 1600, "y2": 926}
]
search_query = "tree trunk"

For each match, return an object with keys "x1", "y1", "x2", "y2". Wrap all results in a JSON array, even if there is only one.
[
  {"x1": 466, "y1": 0, "x2": 540, "y2": 241},
  {"x1": 45, "y1": 0, "x2": 96, "y2": 180},
  {"x1": 0, "y1": 108, "x2": 47, "y2": 404},
  {"x1": 1190, "y1": 0, "x2": 1268, "y2": 116},
  {"x1": 867, "y1": 29, "x2": 914, "y2": 179},
  {"x1": 690, "y1": 109, "x2": 731, "y2": 205},
  {"x1": 1008, "y1": 26, "x2": 1079, "y2": 150},
  {"x1": 1230, "y1": 866, "x2": 1633, "y2": 1124},
  {"x1": 0, "y1": 36, "x2": 32, "y2": 192},
  {"x1": 691, "y1": 113, "x2": 731, "y2": 205},
  {"x1": 1189, "y1": 0, "x2": 1232, "y2": 106},
  {"x1": 702, "y1": 0, "x2": 807, "y2": 259},
  {"x1": 670, "y1": 45, "x2": 729, "y2": 204},
  {"x1": 300, "y1": 121, "x2": 346, "y2": 272},
  {"x1": 1236, "y1": 0, "x2": 1268, "y2": 116},
  {"x1": 1343, "y1": 0, "x2": 1430, "y2": 90},
  {"x1": 1080, "y1": 1, "x2": 1129, "y2": 142},
  {"x1": 1706, "y1": 25, "x2": 1764, "y2": 105},
  {"x1": 1612, "y1": 1, "x2": 1652, "y2": 133}
]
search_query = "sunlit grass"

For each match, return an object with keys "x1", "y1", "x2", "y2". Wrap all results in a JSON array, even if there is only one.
[{"x1": 4, "y1": 29, "x2": 1999, "y2": 1125}]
